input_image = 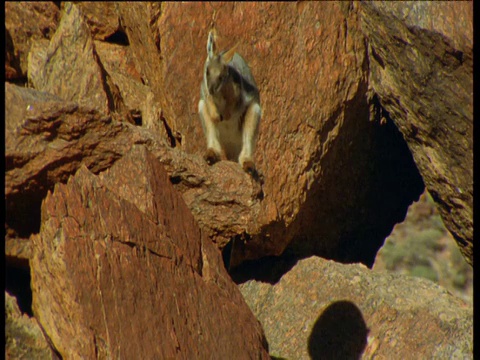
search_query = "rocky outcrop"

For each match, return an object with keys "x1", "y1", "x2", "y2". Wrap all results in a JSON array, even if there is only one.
[
  {"x1": 360, "y1": 2, "x2": 473, "y2": 265},
  {"x1": 5, "y1": 2, "x2": 472, "y2": 358},
  {"x1": 27, "y1": 2, "x2": 124, "y2": 116},
  {"x1": 5, "y1": 2, "x2": 60, "y2": 82},
  {"x1": 30, "y1": 146, "x2": 269, "y2": 358},
  {"x1": 5, "y1": 81, "x2": 261, "y2": 257},
  {"x1": 239, "y1": 256, "x2": 473, "y2": 359},
  {"x1": 149, "y1": 2, "x2": 425, "y2": 267},
  {"x1": 75, "y1": 2, "x2": 122, "y2": 41},
  {"x1": 5, "y1": 82, "x2": 135, "y2": 239},
  {"x1": 11, "y1": 1, "x2": 471, "y2": 270}
]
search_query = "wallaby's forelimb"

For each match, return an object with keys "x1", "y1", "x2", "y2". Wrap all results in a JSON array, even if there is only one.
[
  {"x1": 239, "y1": 102, "x2": 261, "y2": 173},
  {"x1": 198, "y1": 97, "x2": 224, "y2": 164}
]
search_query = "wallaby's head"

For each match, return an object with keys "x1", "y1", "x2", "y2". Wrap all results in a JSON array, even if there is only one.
[{"x1": 205, "y1": 31, "x2": 239, "y2": 95}]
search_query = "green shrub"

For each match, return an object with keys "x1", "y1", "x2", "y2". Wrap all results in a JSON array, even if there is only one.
[{"x1": 410, "y1": 265, "x2": 438, "y2": 283}]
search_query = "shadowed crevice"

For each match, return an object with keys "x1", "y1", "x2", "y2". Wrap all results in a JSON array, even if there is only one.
[
  {"x1": 5, "y1": 261, "x2": 33, "y2": 317},
  {"x1": 227, "y1": 246, "x2": 298, "y2": 285},
  {"x1": 104, "y1": 30, "x2": 130, "y2": 46},
  {"x1": 229, "y1": 85, "x2": 425, "y2": 284},
  {"x1": 287, "y1": 83, "x2": 425, "y2": 268}
]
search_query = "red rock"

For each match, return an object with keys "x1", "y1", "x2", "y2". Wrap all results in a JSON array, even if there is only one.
[
  {"x1": 5, "y1": 80, "x2": 263, "y2": 263},
  {"x1": 94, "y1": 40, "x2": 151, "y2": 127},
  {"x1": 5, "y1": 2, "x2": 60, "y2": 81},
  {"x1": 360, "y1": 2, "x2": 473, "y2": 264},
  {"x1": 5, "y1": 82, "x2": 133, "y2": 237},
  {"x1": 27, "y1": 2, "x2": 112, "y2": 114},
  {"x1": 115, "y1": 2, "x2": 173, "y2": 136},
  {"x1": 5, "y1": 237, "x2": 32, "y2": 266},
  {"x1": 155, "y1": 2, "x2": 425, "y2": 267},
  {"x1": 75, "y1": 2, "x2": 122, "y2": 41},
  {"x1": 10, "y1": 2, "x2": 471, "y2": 268},
  {"x1": 31, "y1": 147, "x2": 269, "y2": 358}
]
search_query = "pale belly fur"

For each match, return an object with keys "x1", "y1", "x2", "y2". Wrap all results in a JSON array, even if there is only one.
[{"x1": 216, "y1": 117, "x2": 243, "y2": 160}]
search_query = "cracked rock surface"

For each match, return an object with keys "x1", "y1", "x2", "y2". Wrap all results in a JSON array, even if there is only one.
[
  {"x1": 30, "y1": 146, "x2": 269, "y2": 358},
  {"x1": 5, "y1": 2, "x2": 472, "y2": 358}
]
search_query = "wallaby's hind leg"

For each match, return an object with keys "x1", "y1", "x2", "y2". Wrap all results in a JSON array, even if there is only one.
[
  {"x1": 239, "y1": 102, "x2": 261, "y2": 173},
  {"x1": 198, "y1": 99, "x2": 225, "y2": 164}
]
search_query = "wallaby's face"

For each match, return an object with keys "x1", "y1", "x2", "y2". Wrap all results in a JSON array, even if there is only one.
[
  {"x1": 205, "y1": 31, "x2": 237, "y2": 96},
  {"x1": 206, "y1": 56, "x2": 228, "y2": 95}
]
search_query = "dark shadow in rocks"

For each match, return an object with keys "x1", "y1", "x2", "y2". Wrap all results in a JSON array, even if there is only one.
[
  {"x1": 308, "y1": 300, "x2": 369, "y2": 360},
  {"x1": 228, "y1": 247, "x2": 299, "y2": 285},
  {"x1": 5, "y1": 260, "x2": 33, "y2": 317},
  {"x1": 5, "y1": 192, "x2": 44, "y2": 239},
  {"x1": 5, "y1": 28, "x2": 27, "y2": 85},
  {"x1": 288, "y1": 86, "x2": 425, "y2": 268},
  {"x1": 131, "y1": 109, "x2": 143, "y2": 126},
  {"x1": 229, "y1": 87, "x2": 425, "y2": 284},
  {"x1": 335, "y1": 94, "x2": 425, "y2": 266},
  {"x1": 104, "y1": 30, "x2": 130, "y2": 46}
]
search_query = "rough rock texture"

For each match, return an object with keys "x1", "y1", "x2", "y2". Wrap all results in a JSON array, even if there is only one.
[
  {"x1": 27, "y1": 2, "x2": 119, "y2": 115},
  {"x1": 6, "y1": 1, "x2": 472, "y2": 266},
  {"x1": 152, "y1": 2, "x2": 425, "y2": 267},
  {"x1": 5, "y1": 2, "x2": 473, "y2": 358},
  {"x1": 5, "y1": 82, "x2": 137, "y2": 238},
  {"x1": 30, "y1": 146, "x2": 269, "y2": 358},
  {"x1": 10, "y1": 1, "x2": 470, "y2": 271},
  {"x1": 114, "y1": 2, "x2": 172, "y2": 136},
  {"x1": 75, "y1": 2, "x2": 122, "y2": 41},
  {"x1": 5, "y1": 80, "x2": 261, "y2": 252},
  {"x1": 239, "y1": 256, "x2": 473, "y2": 359},
  {"x1": 94, "y1": 40, "x2": 149, "y2": 119},
  {"x1": 5, "y1": 237, "x2": 32, "y2": 266},
  {"x1": 5, "y1": 2, "x2": 60, "y2": 82},
  {"x1": 360, "y1": 2, "x2": 473, "y2": 265},
  {"x1": 5, "y1": 292, "x2": 56, "y2": 359}
]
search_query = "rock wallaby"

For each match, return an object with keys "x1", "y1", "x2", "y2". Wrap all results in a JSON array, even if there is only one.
[{"x1": 198, "y1": 30, "x2": 261, "y2": 174}]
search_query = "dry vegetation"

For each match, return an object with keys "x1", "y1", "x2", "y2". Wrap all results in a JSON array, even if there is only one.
[{"x1": 374, "y1": 191, "x2": 473, "y2": 304}]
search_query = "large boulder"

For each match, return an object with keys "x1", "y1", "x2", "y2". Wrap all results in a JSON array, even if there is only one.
[
  {"x1": 27, "y1": 2, "x2": 121, "y2": 115},
  {"x1": 5, "y1": 2, "x2": 60, "y2": 81},
  {"x1": 360, "y1": 2, "x2": 473, "y2": 265},
  {"x1": 30, "y1": 146, "x2": 269, "y2": 358},
  {"x1": 5, "y1": 83, "x2": 135, "y2": 238},
  {"x1": 148, "y1": 2, "x2": 425, "y2": 267},
  {"x1": 239, "y1": 256, "x2": 473, "y2": 359}
]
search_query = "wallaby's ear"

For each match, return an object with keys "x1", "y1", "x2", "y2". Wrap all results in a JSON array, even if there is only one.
[
  {"x1": 207, "y1": 30, "x2": 217, "y2": 59},
  {"x1": 222, "y1": 41, "x2": 240, "y2": 63}
]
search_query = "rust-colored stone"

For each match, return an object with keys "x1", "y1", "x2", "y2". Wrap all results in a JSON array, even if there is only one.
[
  {"x1": 75, "y1": 2, "x2": 121, "y2": 41},
  {"x1": 31, "y1": 147, "x2": 269, "y2": 358},
  {"x1": 28, "y1": 3, "x2": 112, "y2": 114},
  {"x1": 5, "y1": 82, "x2": 133, "y2": 237},
  {"x1": 155, "y1": 2, "x2": 425, "y2": 267},
  {"x1": 5, "y1": 2, "x2": 60, "y2": 81},
  {"x1": 360, "y1": 2, "x2": 473, "y2": 265}
]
